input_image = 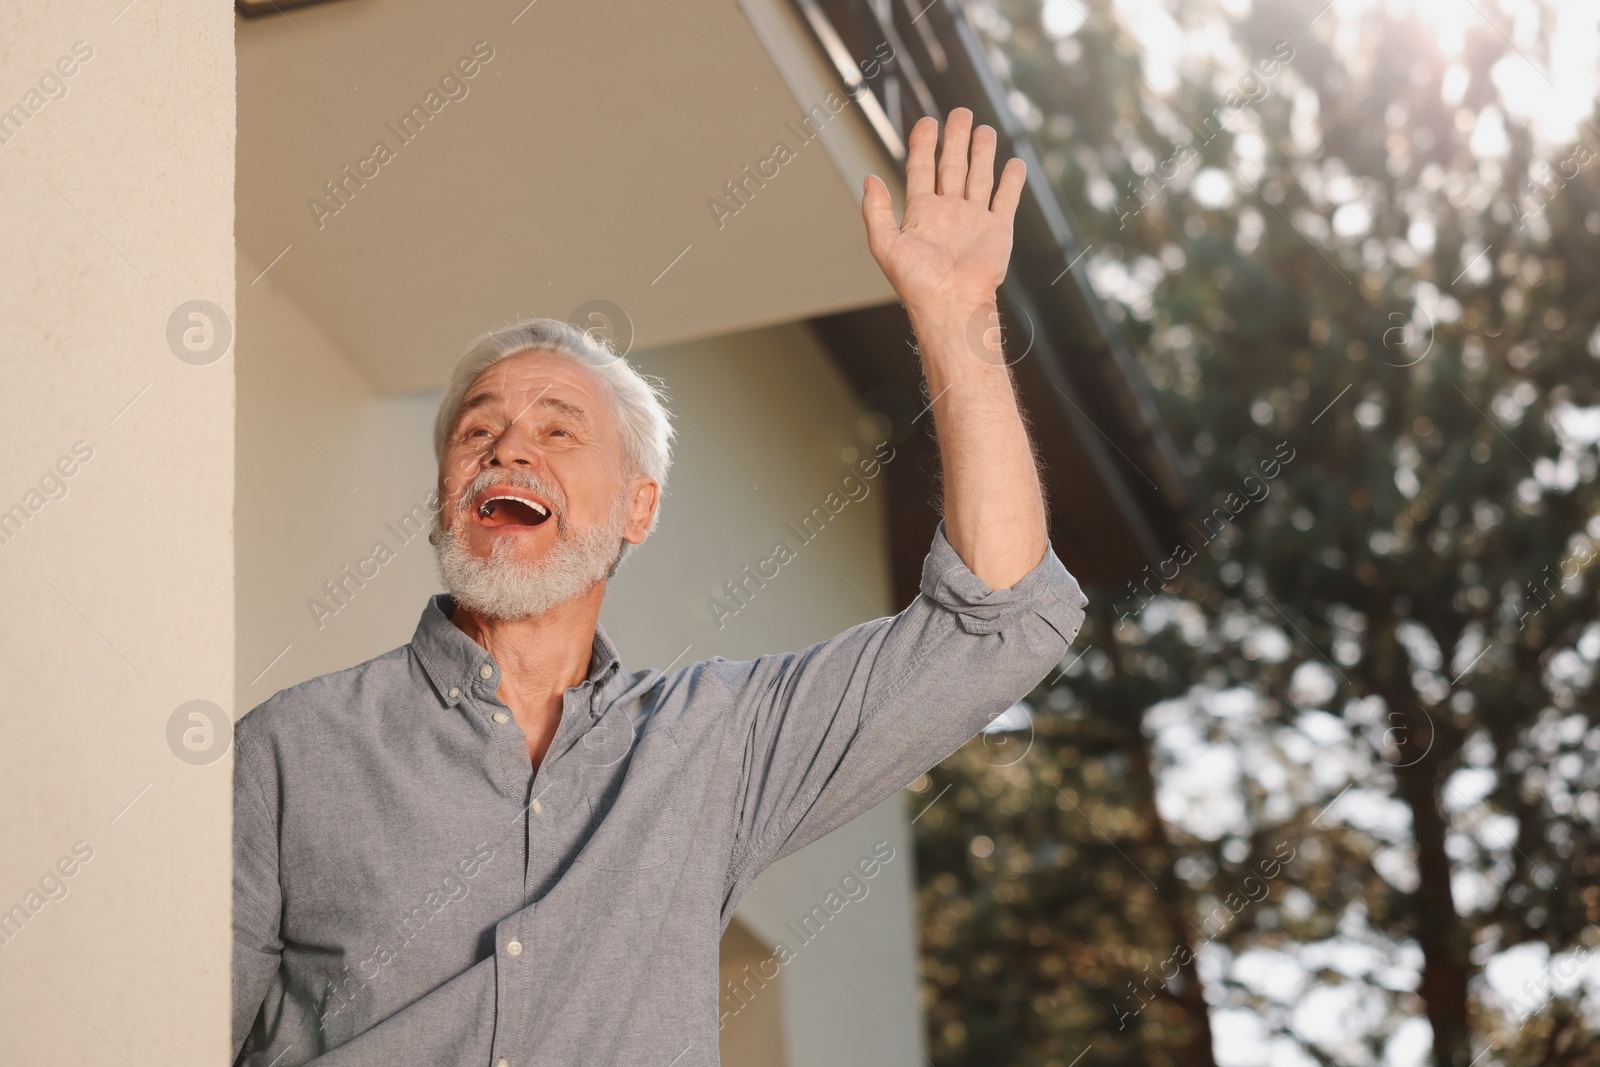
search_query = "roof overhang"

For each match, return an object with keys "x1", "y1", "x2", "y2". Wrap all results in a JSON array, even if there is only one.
[{"x1": 237, "y1": 0, "x2": 900, "y2": 393}]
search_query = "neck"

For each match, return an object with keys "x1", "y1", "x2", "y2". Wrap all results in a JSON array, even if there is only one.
[{"x1": 449, "y1": 581, "x2": 607, "y2": 702}]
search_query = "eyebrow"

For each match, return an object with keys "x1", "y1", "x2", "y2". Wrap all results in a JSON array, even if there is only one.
[{"x1": 456, "y1": 389, "x2": 591, "y2": 428}]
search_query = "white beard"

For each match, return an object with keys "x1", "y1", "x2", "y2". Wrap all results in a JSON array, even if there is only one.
[{"x1": 431, "y1": 469, "x2": 627, "y2": 621}]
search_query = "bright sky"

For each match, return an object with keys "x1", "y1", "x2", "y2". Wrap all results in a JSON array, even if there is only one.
[
  {"x1": 1039, "y1": 0, "x2": 1600, "y2": 147},
  {"x1": 1368, "y1": 0, "x2": 1599, "y2": 145}
]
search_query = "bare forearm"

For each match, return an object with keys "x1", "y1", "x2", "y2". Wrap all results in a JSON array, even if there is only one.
[
  {"x1": 859, "y1": 108, "x2": 1047, "y2": 587},
  {"x1": 908, "y1": 299, "x2": 1048, "y2": 591}
]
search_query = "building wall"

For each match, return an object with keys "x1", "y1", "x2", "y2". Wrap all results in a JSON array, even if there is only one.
[
  {"x1": 731, "y1": 800, "x2": 925, "y2": 1067},
  {"x1": 234, "y1": 263, "x2": 924, "y2": 1064},
  {"x1": 720, "y1": 917, "x2": 790, "y2": 1067},
  {"x1": 233, "y1": 254, "x2": 445, "y2": 714},
  {"x1": 0, "y1": 2, "x2": 236, "y2": 1062}
]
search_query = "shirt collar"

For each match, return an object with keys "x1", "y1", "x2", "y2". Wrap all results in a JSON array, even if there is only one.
[{"x1": 411, "y1": 593, "x2": 623, "y2": 716}]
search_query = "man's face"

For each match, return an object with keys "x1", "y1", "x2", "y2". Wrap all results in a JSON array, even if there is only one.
[{"x1": 433, "y1": 350, "x2": 658, "y2": 616}]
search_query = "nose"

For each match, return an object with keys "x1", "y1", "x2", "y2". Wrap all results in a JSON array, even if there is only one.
[{"x1": 486, "y1": 417, "x2": 548, "y2": 473}]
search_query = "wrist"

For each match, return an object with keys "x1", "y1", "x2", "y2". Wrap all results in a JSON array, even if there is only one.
[
  {"x1": 906, "y1": 296, "x2": 1007, "y2": 369},
  {"x1": 904, "y1": 293, "x2": 995, "y2": 331}
]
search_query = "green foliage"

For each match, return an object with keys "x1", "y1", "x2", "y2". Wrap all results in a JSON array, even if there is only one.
[{"x1": 916, "y1": 2, "x2": 1600, "y2": 1064}]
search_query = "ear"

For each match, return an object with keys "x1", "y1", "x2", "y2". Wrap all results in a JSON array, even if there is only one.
[{"x1": 622, "y1": 474, "x2": 660, "y2": 545}]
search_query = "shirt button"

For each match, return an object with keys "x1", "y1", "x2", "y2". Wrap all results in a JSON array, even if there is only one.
[
  {"x1": 480, "y1": 664, "x2": 494, "y2": 680},
  {"x1": 497, "y1": 1060, "x2": 510, "y2": 1067},
  {"x1": 493, "y1": 712, "x2": 510, "y2": 724},
  {"x1": 506, "y1": 940, "x2": 523, "y2": 957},
  {"x1": 448, "y1": 687, "x2": 460, "y2": 699},
  {"x1": 531, "y1": 799, "x2": 543, "y2": 814}
]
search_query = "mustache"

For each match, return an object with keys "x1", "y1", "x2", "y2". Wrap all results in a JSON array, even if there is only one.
[{"x1": 453, "y1": 469, "x2": 567, "y2": 525}]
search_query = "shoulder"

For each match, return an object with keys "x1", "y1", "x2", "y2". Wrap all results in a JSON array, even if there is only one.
[
  {"x1": 600, "y1": 657, "x2": 756, "y2": 731},
  {"x1": 613, "y1": 653, "x2": 807, "y2": 732},
  {"x1": 632, "y1": 654, "x2": 793, "y2": 697},
  {"x1": 235, "y1": 643, "x2": 417, "y2": 751}
]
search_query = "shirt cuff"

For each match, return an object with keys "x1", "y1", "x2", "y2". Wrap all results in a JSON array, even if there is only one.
[{"x1": 919, "y1": 518, "x2": 1090, "y2": 637}]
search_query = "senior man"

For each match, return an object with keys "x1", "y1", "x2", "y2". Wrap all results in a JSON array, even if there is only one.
[{"x1": 233, "y1": 109, "x2": 1088, "y2": 1066}]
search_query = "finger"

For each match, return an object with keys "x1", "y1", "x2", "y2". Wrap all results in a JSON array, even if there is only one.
[
  {"x1": 966, "y1": 124, "x2": 998, "y2": 203},
  {"x1": 990, "y1": 156, "x2": 1026, "y2": 222},
  {"x1": 905, "y1": 116, "x2": 939, "y2": 198},
  {"x1": 861, "y1": 175, "x2": 899, "y2": 255},
  {"x1": 937, "y1": 107, "x2": 973, "y2": 196}
]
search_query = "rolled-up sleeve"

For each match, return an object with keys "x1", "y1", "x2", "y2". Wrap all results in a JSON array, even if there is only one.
[{"x1": 716, "y1": 519, "x2": 1088, "y2": 901}]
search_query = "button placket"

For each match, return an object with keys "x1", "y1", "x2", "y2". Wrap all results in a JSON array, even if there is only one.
[
  {"x1": 520, "y1": 687, "x2": 585, "y2": 902},
  {"x1": 493, "y1": 912, "x2": 532, "y2": 1067},
  {"x1": 524, "y1": 780, "x2": 555, "y2": 821}
]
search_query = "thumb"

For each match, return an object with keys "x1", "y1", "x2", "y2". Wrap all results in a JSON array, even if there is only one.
[{"x1": 861, "y1": 175, "x2": 898, "y2": 254}]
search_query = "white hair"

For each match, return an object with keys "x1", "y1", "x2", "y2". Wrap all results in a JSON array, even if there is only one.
[{"x1": 433, "y1": 317, "x2": 675, "y2": 535}]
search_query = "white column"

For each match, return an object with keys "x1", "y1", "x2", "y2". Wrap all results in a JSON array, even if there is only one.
[{"x1": 0, "y1": 3, "x2": 235, "y2": 1062}]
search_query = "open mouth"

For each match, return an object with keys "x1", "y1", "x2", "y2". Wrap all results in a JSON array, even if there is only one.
[{"x1": 474, "y1": 492, "x2": 553, "y2": 529}]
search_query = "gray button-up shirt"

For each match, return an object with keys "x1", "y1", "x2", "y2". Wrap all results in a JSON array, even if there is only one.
[{"x1": 233, "y1": 522, "x2": 1087, "y2": 1066}]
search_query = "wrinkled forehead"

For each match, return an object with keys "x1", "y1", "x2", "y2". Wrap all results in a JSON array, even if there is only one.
[{"x1": 456, "y1": 350, "x2": 619, "y2": 435}]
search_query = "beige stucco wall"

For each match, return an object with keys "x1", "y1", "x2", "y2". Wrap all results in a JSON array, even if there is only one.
[
  {"x1": 733, "y1": 798, "x2": 924, "y2": 1066},
  {"x1": 233, "y1": 253, "x2": 444, "y2": 713},
  {"x1": 0, "y1": 2, "x2": 236, "y2": 1062},
  {"x1": 720, "y1": 916, "x2": 790, "y2": 1067},
  {"x1": 233, "y1": 265, "x2": 924, "y2": 1064}
]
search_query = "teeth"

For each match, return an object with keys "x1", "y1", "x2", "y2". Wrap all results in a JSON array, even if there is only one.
[{"x1": 478, "y1": 494, "x2": 550, "y2": 518}]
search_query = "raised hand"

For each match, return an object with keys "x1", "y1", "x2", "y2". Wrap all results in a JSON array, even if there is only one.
[
  {"x1": 858, "y1": 107, "x2": 1045, "y2": 593},
  {"x1": 861, "y1": 108, "x2": 1026, "y2": 317}
]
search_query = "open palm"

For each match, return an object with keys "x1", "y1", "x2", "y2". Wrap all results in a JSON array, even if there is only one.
[{"x1": 862, "y1": 108, "x2": 1026, "y2": 314}]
